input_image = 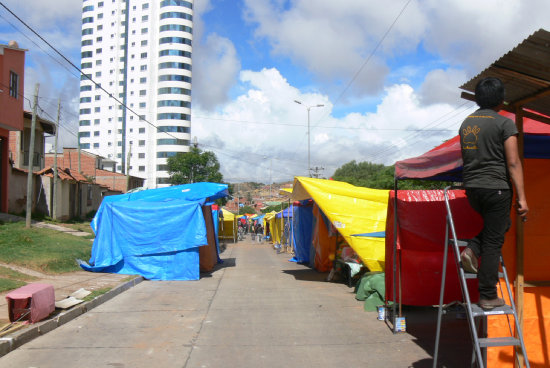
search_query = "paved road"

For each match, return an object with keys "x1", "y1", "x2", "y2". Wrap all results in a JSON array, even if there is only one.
[{"x1": 0, "y1": 240, "x2": 469, "y2": 368}]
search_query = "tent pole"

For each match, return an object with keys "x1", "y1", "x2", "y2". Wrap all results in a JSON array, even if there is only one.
[
  {"x1": 514, "y1": 106, "x2": 526, "y2": 368},
  {"x1": 393, "y1": 178, "x2": 399, "y2": 332}
]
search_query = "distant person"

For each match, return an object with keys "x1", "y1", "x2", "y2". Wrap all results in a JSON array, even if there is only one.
[{"x1": 459, "y1": 77, "x2": 528, "y2": 310}]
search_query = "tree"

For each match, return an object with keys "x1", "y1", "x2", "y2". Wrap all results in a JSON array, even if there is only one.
[
  {"x1": 333, "y1": 160, "x2": 450, "y2": 190},
  {"x1": 167, "y1": 147, "x2": 223, "y2": 185},
  {"x1": 239, "y1": 205, "x2": 256, "y2": 215}
]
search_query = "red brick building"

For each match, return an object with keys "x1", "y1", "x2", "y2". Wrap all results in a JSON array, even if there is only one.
[
  {"x1": 45, "y1": 147, "x2": 144, "y2": 193},
  {"x1": 0, "y1": 41, "x2": 25, "y2": 212}
]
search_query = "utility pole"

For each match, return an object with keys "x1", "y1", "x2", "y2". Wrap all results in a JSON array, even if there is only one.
[
  {"x1": 77, "y1": 135, "x2": 81, "y2": 174},
  {"x1": 294, "y1": 100, "x2": 324, "y2": 177},
  {"x1": 126, "y1": 142, "x2": 132, "y2": 192},
  {"x1": 25, "y1": 84, "x2": 39, "y2": 228},
  {"x1": 52, "y1": 99, "x2": 60, "y2": 220},
  {"x1": 310, "y1": 166, "x2": 324, "y2": 179}
]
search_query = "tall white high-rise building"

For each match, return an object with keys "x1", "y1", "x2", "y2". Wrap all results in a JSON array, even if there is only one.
[{"x1": 78, "y1": 0, "x2": 193, "y2": 188}]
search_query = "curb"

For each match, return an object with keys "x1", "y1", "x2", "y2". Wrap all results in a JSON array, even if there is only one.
[{"x1": 0, "y1": 276, "x2": 144, "y2": 357}]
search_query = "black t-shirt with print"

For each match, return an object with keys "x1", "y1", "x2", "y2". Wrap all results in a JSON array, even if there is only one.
[{"x1": 459, "y1": 109, "x2": 518, "y2": 189}]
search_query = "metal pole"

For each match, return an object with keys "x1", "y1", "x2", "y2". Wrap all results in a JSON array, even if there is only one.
[
  {"x1": 52, "y1": 99, "x2": 60, "y2": 220},
  {"x1": 307, "y1": 107, "x2": 311, "y2": 177},
  {"x1": 26, "y1": 83, "x2": 39, "y2": 228}
]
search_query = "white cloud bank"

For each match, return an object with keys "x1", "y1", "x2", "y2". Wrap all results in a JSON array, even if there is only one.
[{"x1": 192, "y1": 68, "x2": 476, "y2": 183}]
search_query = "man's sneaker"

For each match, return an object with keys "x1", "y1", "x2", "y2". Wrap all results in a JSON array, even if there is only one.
[
  {"x1": 479, "y1": 297, "x2": 505, "y2": 310},
  {"x1": 460, "y1": 247, "x2": 478, "y2": 273}
]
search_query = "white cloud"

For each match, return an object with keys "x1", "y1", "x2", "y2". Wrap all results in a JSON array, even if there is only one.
[
  {"x1": 192, "y1": 33, "x2": 241, "y2": 110},
  {"x1": 418, "y1": 68, "x2": 468, "y2": 106},
  {"x1": 193, "y1": 68, "x2": 476, "y2": 183}
]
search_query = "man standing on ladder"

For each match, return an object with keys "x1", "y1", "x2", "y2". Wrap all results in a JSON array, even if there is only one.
[{"x1": 459, "y1": 77, "x2": 529, "y2": 310}]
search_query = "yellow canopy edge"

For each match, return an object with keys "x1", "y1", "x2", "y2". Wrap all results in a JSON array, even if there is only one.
[{"x1": 292, "y1": 176, "x2": 389, "y2": 271}]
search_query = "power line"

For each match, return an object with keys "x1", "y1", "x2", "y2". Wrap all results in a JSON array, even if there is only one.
[
  {"x1": 311, "y1": 0, "x2": 414, "y2": 131},
  {"x1": 0, "y1": 1, "x2": 182, "y2": 145}
]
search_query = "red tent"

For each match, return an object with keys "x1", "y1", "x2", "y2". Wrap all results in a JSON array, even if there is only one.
[{"x1": 391, "y1": 111, "x2": 550, "y2": 367}]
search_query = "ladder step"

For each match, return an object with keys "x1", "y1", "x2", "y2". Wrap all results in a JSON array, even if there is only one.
[
  {"x1": 450, "y1": 239, "x2": 468, "y2": 247},
  {"x1": 463, "y1": 271, "x2": 504, "y2": 279},
  {"x1": 471, "y1": 304, "x2": 515, "y2": 317},
  {"x1": 478, "y1": 337, "x2": 520, "y2": 347}
]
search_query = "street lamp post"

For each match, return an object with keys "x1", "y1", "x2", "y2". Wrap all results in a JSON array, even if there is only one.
[{"x1": 294, "y1": 100, "x2": 324, "y2": 177}]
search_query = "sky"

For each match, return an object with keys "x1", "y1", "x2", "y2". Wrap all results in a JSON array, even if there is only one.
[{"x1": 1, "y1": 0, "x2": 550, "y2": 184}]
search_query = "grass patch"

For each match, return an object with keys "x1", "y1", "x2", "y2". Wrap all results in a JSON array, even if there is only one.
[
  {"x1": 0, "y1": 222, "x2": 92, "y2": 274},
  {"x1": 0, "y1": 266, "x2": 38, "y2": 281},
  {"x1": 0, "y1": 278, "x2": 27, "y2": 293},
  {"x1": 43, "y1": 219, "x2": 94, "y2": 235},
  {"x1": 82, "y1": 287, "x2": 112, "y2": 302}
]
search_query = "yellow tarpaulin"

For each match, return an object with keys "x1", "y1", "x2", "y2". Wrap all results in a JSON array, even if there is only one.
[
  {"x1": 219, "y1": 208, "x2": 237, "y2": 241},
  {"x1": 291, "y1": 176, "x2": 389, "y2": 272}
]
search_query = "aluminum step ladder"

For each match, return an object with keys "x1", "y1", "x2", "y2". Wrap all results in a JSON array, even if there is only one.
[{"x1": 432, "y1": 187, "x2": 530, "y2": 368}]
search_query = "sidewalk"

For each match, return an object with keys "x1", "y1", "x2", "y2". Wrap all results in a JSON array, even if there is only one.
[
  {"x1": 0, "y1": 239, "x2": 471, "y2": 367},
  {"x1": 0, "y1": 213, "x2": 138, "y2": 336}
]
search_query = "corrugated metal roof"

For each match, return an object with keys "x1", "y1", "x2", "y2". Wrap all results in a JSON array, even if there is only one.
[{"x1": 461, "y1": 29, "x2": 550, "y2": 119}]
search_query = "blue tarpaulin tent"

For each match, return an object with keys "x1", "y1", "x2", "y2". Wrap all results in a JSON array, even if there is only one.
[
  {"x1": 80, "y1": 183, "x2": 228, "y2": 281},
  {"x1": 291, "y1": 200, "x2": 314, "y2": 264}
]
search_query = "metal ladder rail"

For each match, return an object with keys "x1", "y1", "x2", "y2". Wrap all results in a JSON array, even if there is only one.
[
  {"x1": 434, "y1": 187, "x2": 531, "y2": 368},
  {"x1": 433, "y1": 187, "x2": 484, "y2": 368}
]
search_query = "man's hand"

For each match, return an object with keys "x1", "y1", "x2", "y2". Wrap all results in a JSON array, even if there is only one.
[{"x1": 516, "y1": 199, "x2": 529, "y2": 221}]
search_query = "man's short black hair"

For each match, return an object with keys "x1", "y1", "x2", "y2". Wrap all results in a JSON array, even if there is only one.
[{"x1": 475, "y1": 77, "x2": 505, "y2": 109}]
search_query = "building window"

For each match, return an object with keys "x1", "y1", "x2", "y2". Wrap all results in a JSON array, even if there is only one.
[
  {"x1": 139, "y1": 127, "x2": 146, "y2": 133},
  {"x1": 8, "y1": 71, "x2": 19, "y2": 98},
  {"x1": 140, "y1": 65, "x2": 147, "y2": 71},
  {"x1": 94, "y1": 107, "x2": 101, "y2": 112},
  {"x1": 82, "y1": 17, "x2": 94, "y2": 24},
  {"x1": 79, "y1": 120, "x2": 91, "y2": 126},
  {"x1": 159, "y1": 24, "x2": 192, "y2": 34},
  {"x1": 93, "y1": 143, "x2": 100, "y2": 148},
  {"x1": 96, "y1": 60, "x2": 102, "y2": 65},
  {"x1": 80, "y1": 108, "x2": 91, "y2": 114},
  {"x1": 80, "y1": 85, "x2": 92, "y2": 92},
  {"x1": 94, "y1": 119, "x2": 100, "y2": 124},
  {"x1": 158, "y1": 74, "x2": 192, "y2": 83},
  {"x1": 139, "y1": 77, "x2": 147, "y2": 83},
  {"x1": 157, "y1": 138, "x2": 190, "y2": 146},
  {"x1": 96, "y1": 36, "x2": 102, "y2": 42},
  {"x1": 159, "y1": 37, "x2": 192, "y2": 46},
  {"x1": 82, "y1": 39, "x2": 93, "y2": 46},
  {"x1": 157, "y1": 152, "x2": 178, "y2": 158},
  {"x1": 142, "y1": 15, "x2": 148, "y2": 22},
  {"x1": 82, "y1": 28, "x2": 93, "y2": 36},
  {"x1": 83, "y1": 4, "x2": 94, "y2": 11},
  {"x1": 141, "y1": 40, "x2": 148, "y2": 46},
  {"x1": 157, "y1": 177, "x2": 171, "y2": 184},
  {"x1": 142, "y1": 3, "x2": 149, "y2": 9},
  {"x1": 81, "y1": 62, "x2": 92, "y2": 69},
  {"x1": 81, "y1": 143, "x2": 91, "y2": 149},
  {"x1": 98, "y1": 1, "x2": 104, "y2": 7},
  {"x1": 96, "y1": 48, "x2": 102, "y2": 54},
  {"x1": 139, "y1": 166, "x2": 145, "y2": 172},
  {"x1": 141, "y1": 28, "x2": 148, "y2": 34},
  {"x1": 159, "y1": 12, "x2": 192, "y2": 21},
  {"x1": 138, "y1": 153, "x2": 145, "y2": 158},
  {"x1": 140, "y1": 52, "x2": 147, "y2": 59},
  {"x1": 95, "y1": 95, "x2": 101, "y2": 101},
  {"x1": 139, "y1": 90, "x2": 147, "y2": 96},
  {"x1": 80, "y1": 97, "x2": 91, "y2": 103},
  {"x1": 158, "y1": 62, "x2": 191, "y2": 70},
  {"x1": 160, "y1": 0, "x2": 193, "y2": 9},
  {"x1": 139, "y1": 102, "x2": 146, "y2": 108},
  {"x1": 138, "y1": 140, "x2": 145, "y2": 146},
  {"x1": 81, "y1": 51, "x2": 93, "y2": 58},
  {"x1": 79, "y1": 131, "x2": 91, "y2": 138},
  {"x1": 157, "y1": 100, "x2": 191, "y2": 108},
  {"x1": 94, "y1": 131, "x2": 100, "y2": 136},
  {"x1": 159, "y1": 49, "x2": 191, "y2": 58},
  {"x1": 157, "y1": 126, "x2": 190, "y2": 133},
  {"x1": 97, "y1": 13, "x2": 103, "y2": 19},
  {"x1": 158, "y1": 87, "x2": 191, "y2": 95},
  {"x1": 95, "y1": 71, "x2": 102, "y2": 77}
]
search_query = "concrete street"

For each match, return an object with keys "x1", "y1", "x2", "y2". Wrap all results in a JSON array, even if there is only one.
[{"x1": 0, "y1": 239, "x2": 470, "y2": 368}]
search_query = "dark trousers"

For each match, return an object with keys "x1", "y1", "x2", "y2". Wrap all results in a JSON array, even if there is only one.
[{"x1": 465, "y1": 188, "x2": 512, "y2": 299}]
